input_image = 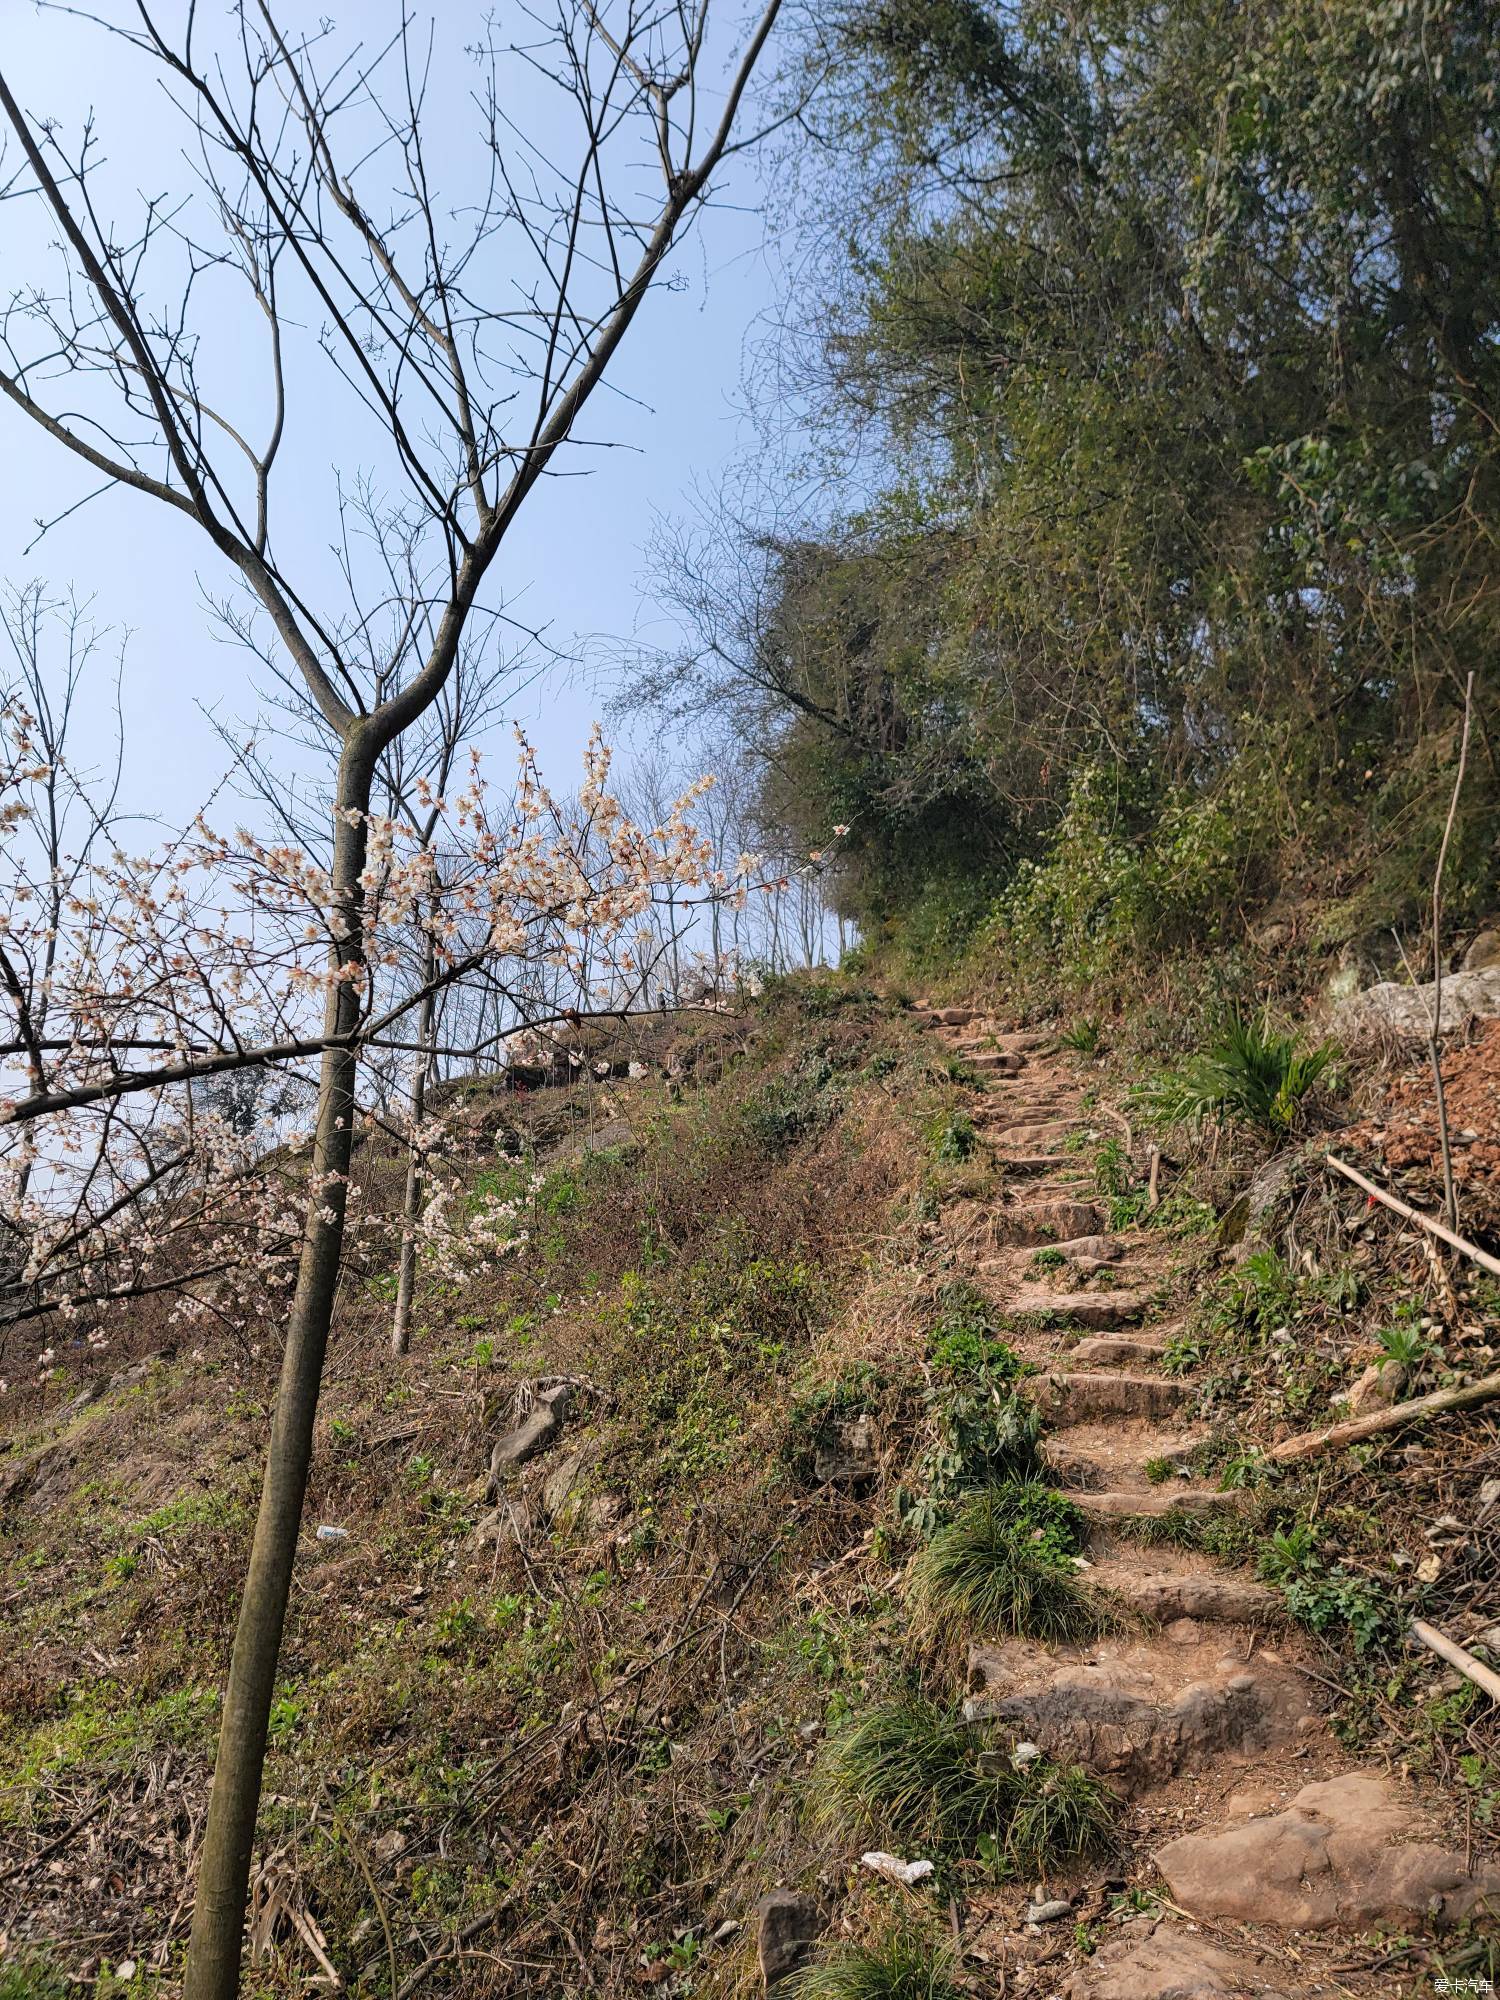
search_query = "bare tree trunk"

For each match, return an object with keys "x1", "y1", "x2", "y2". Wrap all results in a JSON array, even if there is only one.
[
  {"x1": 390, "y1": 962, "x2": 437, "y2": 1357},
  {"x1": 183, "y1": 733, "x2": 374, "y2": 2000}
]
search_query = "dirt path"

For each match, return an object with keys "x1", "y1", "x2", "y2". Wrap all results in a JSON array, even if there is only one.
[{"x1": 917, "y1": 1006, "x2": 1498, "y2": 2000}]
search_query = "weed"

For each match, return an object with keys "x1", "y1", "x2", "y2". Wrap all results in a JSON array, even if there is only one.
[
  {"x1": 927, "y1": 1110, "x2": 978, "y2": 1164},
  {"x1": 927, "y1": 1284, "x2": 1024, "y2": 1385},
  {"x1": 1141, "y1": 1013, "x2": 1335, "y2": 1136},
  {"x1": 906, "y1": 1390, "x2": 1045, "y2": 1534},
  {"x1": 784, "y1": 1923, "x2": 960, "y2": 2000},
  {"x1": 1257, "y1": 1521, "x2": 1403, "y2": 1654},
  {"x1": 1377, "y1": 1321, "x2": 1429, "y2": 1368},
  {"x1": 1058, "y1": 1016, "x2": 1103, "y2": 1055},
  {"x1": 1030, "y1": 1248, "x2": 1067, "y2": 1274},
  {"x1": 910, "y1": 1485, "x2": 1105, "y2": 1643},
  {"x1": 1143, "y1": 1456, "x2": 1174, "y2": 1485}
]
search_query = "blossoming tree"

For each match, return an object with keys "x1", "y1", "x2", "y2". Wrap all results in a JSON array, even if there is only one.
[{"x1": 0, "y1": 4, "x2": 790, "y2": 1990}]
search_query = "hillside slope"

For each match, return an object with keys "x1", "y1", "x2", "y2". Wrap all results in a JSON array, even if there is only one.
[{"x1": 0, "y1": 982, "x2": 1496, "y2": 1998}]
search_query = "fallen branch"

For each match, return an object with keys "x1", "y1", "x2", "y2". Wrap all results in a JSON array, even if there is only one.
[
  {"x1": 1326, "y1": 1154, "x2": 1500, "y2": 1281},
  {"x1": 1269, "y1": 1365, "x2": 1500, "y2": 1463},
  {"x1": 1410, "y1": 1617, "x2": 1500, "y2": 1704}
]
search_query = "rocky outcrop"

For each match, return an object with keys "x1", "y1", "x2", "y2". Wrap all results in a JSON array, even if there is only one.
[
  {"x1": 813, "y1": 1411, "x2": 879, "y2": 1486},
  {"x1": 754, "y1": 1889, "x2": 823, "y2": 1988},
  {"x1": 1332, "y1": 965, "x2": 1500, "y2": 1040},
  {"x1": 1066, "y1": 1927, "x2": 1292, "y2": 1999},
  {"x1": 486, "y1": 1378, "x2": 572, "y2": 1496},
  {"x1": 967, "y1": 1643, "x2": 1314, "y2": 1794},
  {"x1": 1156, "y1": 1772, "x2": 1500, "y2": 1928}
]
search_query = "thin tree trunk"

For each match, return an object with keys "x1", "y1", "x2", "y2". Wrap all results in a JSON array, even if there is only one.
[
  {"x1": 183, "y1": 732, "x2": 375, "y2": 2000},
  {"x1": 390, "y1": 963, "x2": 437, "y2": 1357}
]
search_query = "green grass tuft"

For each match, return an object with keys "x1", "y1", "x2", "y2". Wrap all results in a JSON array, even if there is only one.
[
  {"x1": 785, "y1": 1924, "x2": 960, "y2": 2000},
  {"x1": 909, "y1": 1485, "x2": 1108, "y2": 1642},
  {"x1": 815, "y1": 1694, "x2": 1117, "y2": 1869}
]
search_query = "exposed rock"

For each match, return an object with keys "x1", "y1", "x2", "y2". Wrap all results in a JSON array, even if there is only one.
[
  {"x1": 1060, "y1": 1487, "x2": 1246, "y2": 1522},
  {"x1": 813, "y1": 1411, "x2": 879, "y2": 1486},
  {"x1": 1156, "y1": 1771, "x2": 1500, "y2": 1928},
  {"x1": 754, "y1": 1889, "x2": 823, "y2": 1988},
  {"x1": 0, "y1": 1436, "x2": 79, "y2": 1513},
  {"x1": 467, "y1": 1497, "x2": 532, "y2": 1553},
  {"x1": 967, "y1": 1645, "x2": 1313, "y2": 1794},
  {"x1": 1463, "y1": 928, "x2": 1500, "y2": 972},
  {"x1": 1333, "y1": 965, "x2": 1500, "y2": 1041},
  {"x1": 989, "y1": 1118, "x2": 1085, "y2": 1149},
  {"x1": 1025, "y1": 1897, "x2": 1074, "y2": 1924},
  {"x1": 1066, "y1": 1928, "x2": 1291, "y2": 1999},
  {"x1": 549, "y1": 1114, "x2": 639, "y2": 1165},
  {"x1": 1037, "y1": 1369, "x2": 1188, "y2": 1421},
  {"x1": 1343, "y1": 1359, "x2": 1408, "y2": 1415},
  {"x1": 487, "y1": 1380, "x2": 571, "y2": 1495},
  {"x1": 542, "y1": 1451, "x2": 587, "y2": 1518},
  {"x1": 988, "y1": 1200, "x2": 1104, "y2": 1248},
  {"x1": 937, "y1": 1006, "x2": 975, "y2": 1027},
  {"x1": 1120, "y1": 1572, "x2": 1284, "y2": 1626},
  {"x1": 1067, "y1": 1335, "x2": 1168, "y2": 1368},
  {"x1": 1007, "y1": 1288, "x2": 1155, "y2": 1333}
]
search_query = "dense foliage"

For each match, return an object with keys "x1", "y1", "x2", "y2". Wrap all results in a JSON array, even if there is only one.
[{"x1": 668, "y1": 0, "x2": 1500, "y2": 980}]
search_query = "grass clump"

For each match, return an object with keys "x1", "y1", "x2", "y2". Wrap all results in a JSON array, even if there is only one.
[
  {"x1": 909, "y1": 1484, "x2": 1106, "y2": 1643},
  {"x1": 926, "y1": 1110, "x2": 978, "y2": 1164},
  {"x1": 816, "y1": 1695, "x2": 1116, "y2": 1870},
  {"x1": 1141, "y1": 1012, "x2": 1334, "y2": 1137},
  {"x1": 785, "y1": 1924, "x2": 960, "y2": 2000}
]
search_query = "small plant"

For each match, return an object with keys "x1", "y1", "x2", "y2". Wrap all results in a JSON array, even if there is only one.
[
  {"x1": 1142, "y1": 1012, "x2": 1335, "y2": 1136},
  {"x1": 928, "y1": 1284, "x2": 1024, "y2": 1383},
  {"x1": 1160, "y1": 1330, "x2": 1206, "y2": 1375},
  {"x1": 1058, "y1": 1016, "x2": 1103, "y2": 1055},
  {"x1": 1030, "y1": 1247, "x2": 1067, "y2": 1274},
  {"x1": 910, "y1": 1484, "x2": 1106, "y2": 1643},
  {"x1": 1377, "y1": 1321, "x2": 1430, "y2": 1368},
  {"x1": 1143, "y1": 1455, "x2": 1175, "y2": 1485},
  {"x1": 784, "y1": 1923, "x2": 961, "y2": 2000},
  {"x1": 927, "y1": 1109, "x2": 978, "y2": 1164},
  {"x1": 906, "y1": 1389, "x2": 1045, "y2": 1533}
]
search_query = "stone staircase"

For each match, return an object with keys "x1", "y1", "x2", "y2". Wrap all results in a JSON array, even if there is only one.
[{"x1": 908, "y1": 1002, "x2": 1500, "y2": 1997}]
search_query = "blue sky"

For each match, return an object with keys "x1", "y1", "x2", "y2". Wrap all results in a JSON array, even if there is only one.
[{"x1": 0, "y1": 2, "x2": 789, "y2": 825}]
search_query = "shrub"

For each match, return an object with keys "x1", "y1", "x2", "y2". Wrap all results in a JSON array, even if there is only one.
[
  {"x1": 785, "y1": 1925, "x2": 961, "y2": 2000},
  {"x1": 926, "y1": 1110, "x2": 978, "y2": 1163},
  {"x1": 910, "y1": 1485, "x2": 1106, "y2": 1643},
  {"x1": 1142, "y1": 1014, "x2": 1334, "y2": 1136}
]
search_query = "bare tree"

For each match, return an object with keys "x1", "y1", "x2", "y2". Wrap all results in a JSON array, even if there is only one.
[{"x1": 0, "y1": 6, "x2": 789, "y2": 1990}]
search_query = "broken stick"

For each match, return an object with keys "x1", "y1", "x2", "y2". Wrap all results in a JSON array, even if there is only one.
[
  {"x1": 1269, "y1": 1365, "x2": 1500, "y2": 1463},
  {"x1": 1410, "y1": 1617, "x2": 1500, "y2": 1705},
  {"x1": 1326, "y1": 1154, "x2": 1500, "y2": 1281}
]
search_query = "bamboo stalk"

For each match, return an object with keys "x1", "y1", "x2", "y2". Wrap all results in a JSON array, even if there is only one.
[
  {"x1": 1411, "y1": 1618, "x2": 1500, "y2": 1704},
  {"x1": 1326, "y1": 1154, "x2": 1500, "y2": 1281},
  {"x1": 1269, "y1": 1365, "x2": 1500, "y2": 1463}
]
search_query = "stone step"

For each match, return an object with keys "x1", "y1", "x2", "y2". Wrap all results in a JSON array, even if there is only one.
[
  {"x1": 1035, "y1": 1370, "x2": 1189, "y2": 1422},
  {"x1": 986, "y1": 1117, "x2": 1087, "y2": 1149},
  {"x1": 981, "y1": 1199, "x2": 1104, "y2": 1247},
  {"x1": 965, "y1": 1634, "x2": 1316, "y2": 1795},
  {"x1": 965, "y1": 1048, "x2": 1026, "y2": 1076},
  {"x1": 1065, "y1": 1334, "x2": 1169, "y2": 1369},
  {"x1": 1110, "y1": 1568, "x2": 1284, "y2": 1626},
  {"x1": 1004, "y1": 1284, "x2": 1153, "y2": 1329},
  {"x1": 1060, "y1": 1487, "x2": 1247, "y2": 1521}
]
